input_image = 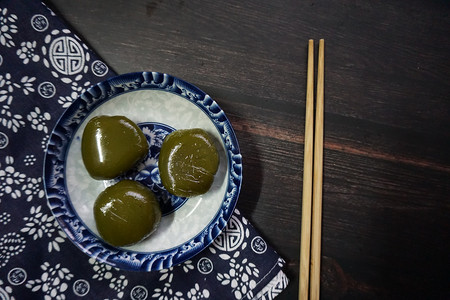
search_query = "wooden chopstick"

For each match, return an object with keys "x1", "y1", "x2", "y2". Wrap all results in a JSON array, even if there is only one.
[
  {"x1": 299, "y1": 39, "x2": 315, "y2": 300},
  {"x1": 299, "y1": 39, "x2": 325, "y2": 300},
  {"x1": 310, "y1": 38, "x2": 325, "y2": 300}
]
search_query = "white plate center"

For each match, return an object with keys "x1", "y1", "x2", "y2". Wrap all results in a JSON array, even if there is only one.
[{"x1": 65, "y1": 90, "x2": 229, "y2": 252}]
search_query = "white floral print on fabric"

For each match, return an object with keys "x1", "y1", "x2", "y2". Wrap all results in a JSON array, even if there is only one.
[
  {"x1": 27, "y1": 107, "x2": 51, "y2": 133},
  {"x1": 7, "y1": 75, "x2": 36, "y2": 96},
  {"x1": 18, "y1": 76, "x2": 36, "y2": 96},
  {"x1": 152, "y1": 266, "x2": 183, "y2": 300},
  {"x1": 0, "y1": 154, "x2": 44, "y2": 202},
  {"x1": 0, "y1": 212, "x2": 11, "y2": 225},
  {"x1": 25, "y1": 262, "x2": 73, "y2": 300},
  {"x1": 16, "y1": 41, "x2": 40, "y2": 64},
  {"x1": 0, "y1": 279, "x2": 16, "y2": 300},
  {"x1": 109, "y1": 275, "x2": 129, "y2": 299},
  {"x1": 216, "y1": 251, "x2": 259, "y2": 300},
  {"x1": 40, "y1": 134, "x2": 49, "y2": 152},
  {"x1": 181, "y1": 260, "x2": 195, "y2": 273},
  {"x1": 0, "y1": 156, "x2": 26, "y2": 200},
  {"x1": 57, "y1": 78, "x2": 91, "y2": 108},
  {"x1": 89, "y1": 257, "x2": 113, "y2": 281},
  {"x1": 20, "y1": 206, "x2": 66, "y2": 252},
  {"x1": 152, "y1": 260, "x2": 208, "y2": 300},
  {"x1": 89, "y1": 258, "x2": 129, "y2": 299},
  {"x1": 208, "y1": 211, "x2": 265, "y2": 299},
  {"x1": 21, "y1": 176, "x2": 45, "y2": 202},
  {"x1": 0, "y1": 73, "x2": 36, "y2": 133},
  {"x1": 0, "y1": 104, "x2": 25, "y2": 133},
  {"x1": 0, "y1": 232, "x2": 26, "y2": 269},
  {"x1": 0, "y1": 73, "x2": 14, "y2": 104},
  {"x1": 187, "y1": 283, "x2": 210, "y2": 300},
  {"x1": 0, "y1": 8, "x2": 18, "y2": 48},
  {"x1": 23, "y1": 154, "x2": 36, "y2": 166}
]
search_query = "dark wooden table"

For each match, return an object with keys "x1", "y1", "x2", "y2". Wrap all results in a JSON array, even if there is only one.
[{"x1": 46, "y1": 0, "x2": 450, "y2": 298}]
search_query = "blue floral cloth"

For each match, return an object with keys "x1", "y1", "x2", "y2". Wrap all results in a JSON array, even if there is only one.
[{"x1": 0, "y1": 0, "x2": 289, "y2": 299}]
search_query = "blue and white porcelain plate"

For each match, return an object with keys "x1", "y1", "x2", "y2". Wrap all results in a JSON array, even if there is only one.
[{"x1": 43, "y1": 72, "x2": 242, "y2": 271}]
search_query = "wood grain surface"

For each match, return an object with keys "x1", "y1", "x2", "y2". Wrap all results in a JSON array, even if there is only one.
[{"x1": 46, "y1": 0, "x2": 450, "y2": 298}]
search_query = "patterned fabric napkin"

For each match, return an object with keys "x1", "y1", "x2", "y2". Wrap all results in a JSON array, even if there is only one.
[{"x1": 0, "y1": 1, "x2": 289, "y2": 299}]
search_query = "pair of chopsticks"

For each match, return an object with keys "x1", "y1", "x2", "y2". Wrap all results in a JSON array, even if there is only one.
[{"x1": 299, "y1": 39, "x2": 325, "y2": 300}]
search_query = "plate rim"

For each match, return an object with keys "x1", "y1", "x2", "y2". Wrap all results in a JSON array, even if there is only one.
[{"x1": 43, "y1": 71, "x2": 243, "y2": 271}]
